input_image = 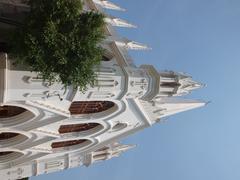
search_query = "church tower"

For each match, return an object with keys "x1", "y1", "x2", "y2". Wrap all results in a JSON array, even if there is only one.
[{"x1": 0, "y1": 1, "x2": 206, "y2": 179}]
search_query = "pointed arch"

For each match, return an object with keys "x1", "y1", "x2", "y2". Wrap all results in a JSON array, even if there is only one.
[
  {"x1": 0, "y1": 106, "x2": 27, "y2": 118},
  {"x1": 0, "y1": 151, "x2": 13, "y2": 156},
  {"x1": 0, "y1": 151, "x2": 24, "y2": 163},
  {"x1": 0, "y1": 132, "x2": 29, "y2": 147},
  {"x1": 0, "y1": 105, "x2": 35, "y2": 127},
  {"x1": 0, "y1": 132, "x2": 19, "y2": 140}
]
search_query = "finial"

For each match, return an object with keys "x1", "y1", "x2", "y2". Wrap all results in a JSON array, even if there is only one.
[
  {"x1": 105, "y1": 16, "x2": 137, "y2": 28},
  {"x1": 93, "y1": 0, "x2": 126, "y2": 11},
  {"x1": 125, "y1": 41, "x2": 152, "y2": 51}
]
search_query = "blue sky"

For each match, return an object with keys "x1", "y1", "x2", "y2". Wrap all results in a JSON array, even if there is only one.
[{"x1": 33, "y1": 0, "x2": 240, "y2": 180}]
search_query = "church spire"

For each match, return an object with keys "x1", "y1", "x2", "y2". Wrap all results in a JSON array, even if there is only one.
[
  {"x1": 154, "y1": 98, "x2": 206, "y2": 118},
  {"x1": 105, "y1": 16, "x2": 137, "y2": 28},
  {"x1": 176, "y1": 73, "x2": 205, "y2": 96},
  {"x1": 139, "y1": 98, "x2": 206, "y2": 123},
  {"x1": 139, "y1": 65, "x2": 204, "y2": 100},
  {"x1": 92, "y1": 0, "x2": 126, "y2": 11},
  {"x1": 157, "y1": 71, "x2": 205, "y2": 97}
]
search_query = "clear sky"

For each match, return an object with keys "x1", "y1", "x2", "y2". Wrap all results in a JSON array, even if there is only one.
[{"x1": 32, "y1": 0, "x2": 240, "y2": 180}]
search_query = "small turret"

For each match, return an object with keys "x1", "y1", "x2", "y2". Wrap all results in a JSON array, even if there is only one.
[
  {"x1": 89, "y1": 142, "x2": 136, "y2": 164},
  {"x1": 92, "y1": 0, "x2": 126, "y2": 11},
  {"x1": 105, "y1": 16, "x2": 137, "y2": 28},
  {"x1": 157, "y1": 71, "x2": 204, "y2": 97},
  {"x1": 139, "y1": 98, "x2": 206, "y2": 123},
  {"x1": 139, "y1": 65, "x2": 204, "y2": 100},
  {"x1": 105, "y1": 37, "x2": 151, "y2": 51}
]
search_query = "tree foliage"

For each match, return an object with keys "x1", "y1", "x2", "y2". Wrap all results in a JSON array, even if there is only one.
[{"x1": 10, "y1": 0, "x2": 105, "y2": 90}]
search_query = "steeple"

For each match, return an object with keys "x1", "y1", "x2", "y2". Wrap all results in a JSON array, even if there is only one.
[
  {"x1": 154, "y1": 98, "x2": 206, "y2": 118},
  {"x1": 105, "y1": 16, "x2": 137, "y2": 28},
  {"x1": 139, "y1": 98, "x2": 206, "y2": 123},
  {"x1": 92, "y1": 0, "x2": 126, "y2": 11},
  {"x1": 176, "y1": 73, "x2": 205, "y2": 96},
  {"x1": 157, "y1": 71, "x2": 204, "y2": 97},
  {"x1": 139, "y1": 65, "x2": 204, "y2": 99}
]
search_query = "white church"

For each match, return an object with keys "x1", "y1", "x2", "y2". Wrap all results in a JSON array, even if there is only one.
[{"x1": 0, "y1": 1, "x2": 206, "y2": 179}]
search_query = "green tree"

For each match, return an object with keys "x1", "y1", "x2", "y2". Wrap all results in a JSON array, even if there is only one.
[{"x1": 10, "y1": 0, "x2": 105, "y2": 91}]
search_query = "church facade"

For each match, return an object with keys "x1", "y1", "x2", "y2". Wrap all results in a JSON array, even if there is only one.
[{"x1": 0, "y1": 1, "x2": 206, "y2": 179}]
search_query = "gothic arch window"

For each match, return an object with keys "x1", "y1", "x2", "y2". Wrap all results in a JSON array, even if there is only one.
[
  {"x1": 0, "y1": 105, "x2": 35, "y2": 127},
  {"x1": 0, "y1": 151, "x2": 24, "y2": 163},
  {"x1": 0, "y1": 151, "x2": 13, "y2": 156},
  {"x1": 51, "y1": 139, "x2": 89, "y2": 149},
  {"x1": 58, "y1": 123, "x2": 102, "y2": 134},
  {"x1": 69, "y1": 101, "x2": 115, "y2": 115},
  {"x1": 0, "y1": 132, "x2": 28, "y2": 147},
  {"x1": 0, "y1": 106, "x2": 27, "y2": 118},
  {"x1": 0, "y1": 132, "x2": 19, "y2": 140}
]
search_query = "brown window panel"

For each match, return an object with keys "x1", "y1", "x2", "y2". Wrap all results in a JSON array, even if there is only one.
[
  {"x1": 0, "y1": 151, "x2": 13, "y2": 156},
  {"x1": 69, "y1": 101, "x2": 115, "y2": 115},
  {"x1": 0, "y1": 132, "x2": 19, "y2": 140},
  {"x1": 0, "y1": 106, "x2": 27, "y2": 118},
  {"x1": 51, "y1": 139, "x2": 88, "y2": 149},
  {"x1": 58, "y1": 123, "x2": 100, "y2": 134}
]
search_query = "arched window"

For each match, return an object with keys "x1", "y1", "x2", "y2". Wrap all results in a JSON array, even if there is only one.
[
  {"x1": 58, "y1": 123, "x2": 101, "y2": 134},
  {"x1": 0, "y1": 132, "x2": 19, "y2": 140},
  {"x1": 51, "y1": 139, "x2": 88, "y2": 149},
  {"x1": 0, "y1": 151, "x2": 13, "y2": 156},
  {"x1": 0, "y1": 132, "x2": 28, "y2": 147},
  {"x1": 69, "y1": 101, "x2": 115, "y2": 115},
  {"x1": 0, "y1": 151, "x2": 24, "y2": 163},
  {"x1": 0, "y1": 106, "x2": 27, "y2": 118}
]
